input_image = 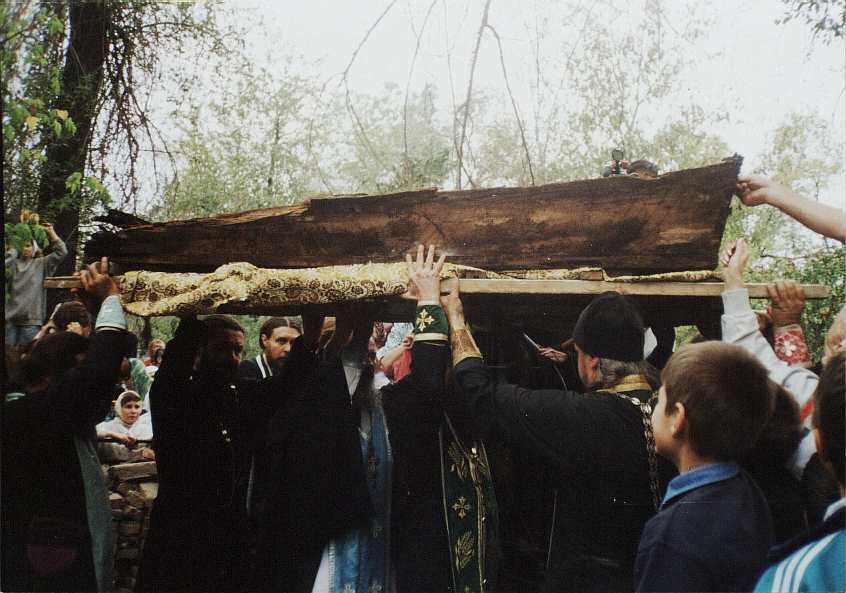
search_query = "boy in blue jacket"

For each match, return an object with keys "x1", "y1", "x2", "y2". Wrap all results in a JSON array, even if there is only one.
[
  {"x1": 754, "y1": 352, "x2": 845, "y2": 593},
  {"x1": 634, "y1": 341, "x2": 775, "y2": 592}
]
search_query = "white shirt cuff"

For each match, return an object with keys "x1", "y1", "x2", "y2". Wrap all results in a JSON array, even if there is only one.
[
  {"x1": 721, "y1": 288, "x2": 751, "y2": 315},
  {"x1": 95, "y1": 295, "x2": 127, "y2": 331}
]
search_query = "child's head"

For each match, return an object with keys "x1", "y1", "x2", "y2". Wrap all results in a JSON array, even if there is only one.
[
  {"x1": 53, "y1": 301, "x2": 92, "y2": 335},
  {"x1": 655, "y1": 342, "x2": 774, "y2": 466},
  {"x1": 813, "y1": 351, "x2": 845, "y2": 488},
  {"x1": 21, "y1": 240, "x2": 35, "y2": 259},
  {"x1": 116, "y1": 390, "x2": 143, "y2": 425}
]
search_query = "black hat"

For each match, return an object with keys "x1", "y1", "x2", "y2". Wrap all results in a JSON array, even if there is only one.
[{"x1": 573, "y1": 292, "x2": 645, "y2": 362}]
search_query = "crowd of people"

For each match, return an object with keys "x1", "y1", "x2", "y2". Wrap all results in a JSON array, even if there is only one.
[{"x1": 2, "y1": 175, "x2": 845, "y2": 593}]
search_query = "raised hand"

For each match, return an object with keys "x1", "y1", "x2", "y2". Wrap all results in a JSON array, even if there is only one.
[
  {"x1": 735, "y1": 175, "x2": 791, "y2": 208},
  {"x1": 405, "y1": 244, "x2": 446, "y2": 303},
  {"x1": 721, "y1": 239, "x2": 748, "y2": 291},
  {"x1": 78, "y1": 257, "x2": 120, "y2": 303}
]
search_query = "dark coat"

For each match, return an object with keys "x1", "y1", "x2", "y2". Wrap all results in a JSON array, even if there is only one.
[
  {"x1": 381, "y1": 340, "x2": 453, "y2": 592},
  {"x1": 1, "y1": 329, "x2": 125, "y2": 592},
  {"x1": 237, "y1": 353, "x2": 273, "y2": 383},
  {"x1": 249, "y1": 345, "x2": 372, "y2": 592},
  {"x1": 455, "y1": 358, "x2": 673, "y2": 592},
  {"x1": 633, "y1": 469, "x2": 773, "y2": 592},
  {"x1": 140, "y1": 319, "x2": 256, "y2": 593}
]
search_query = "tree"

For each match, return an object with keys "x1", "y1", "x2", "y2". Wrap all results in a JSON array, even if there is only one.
[
  {"x1": 3, "y1": 1, "x2": 228, "y2": 277},
  {"x1": 778, "y1": 0, "x2": 846, "y2": 43},
  {"x1": 153, "y1": 61, "x2": 332, "y2": 220},
  {"x1": 721, "y1": 111, "x2": 845, "y2": 359},
  {"x1": 35, "y1": 1, "x2": 111, "y2": 273},
  {"x1": 335, "y1": 83, "x2": 453, "y2": 194},
  {"x1": 461, "y1": 0, "x2": 724, "y2": 186}
]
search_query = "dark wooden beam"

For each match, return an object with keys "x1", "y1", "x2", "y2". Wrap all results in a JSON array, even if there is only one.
[{"x1": 85, "y1": 158, "x2": 742, "y2": 275}]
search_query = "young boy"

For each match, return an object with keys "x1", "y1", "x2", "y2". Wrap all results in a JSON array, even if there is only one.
[
  {"x1": 5, "y1": 222, "x2": 67, "y2": 346},
  {"x1": 754, "y1": 352, "x2": 845, "y2": 593},
  {"x1": 634, "y1": 341, "x2": 775, "y2": 592}
]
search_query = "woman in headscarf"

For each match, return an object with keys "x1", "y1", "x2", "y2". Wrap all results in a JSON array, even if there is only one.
[{"x1": 96, "y1": 390, "x2": 153, "y2": 462}]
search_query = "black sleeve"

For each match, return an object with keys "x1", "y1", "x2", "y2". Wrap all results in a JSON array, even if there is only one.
[
  {"x1": 238, "y1": 358, "x2": 260, "y2": 383},
  {"x1": 53, "y1": 328, "x2": 127, "y2": 433},
  {"x1": 633, "y1": 541, "x2": 712, "y2": 592},
  {"x1": 381, "y1": 341, "x2": 449, "y2": 462},
  {"x1": 149, "y1": 318, "x2": 206, "y2": 448},
  {"x1": 382, "y1": 341, "x2": 448, "y2": 418},
  {"x1": 241, "y1": 337, "x2": 315, "y2": 445},
  {"x1": 330, "y1": 373, "x2": 373, "y2": 529},
  {"x1": 454, "y1": 357, "x2": 595, "y2": 473},
  {"x1": 646, "y1": 326, "x2": 675, "y2": 370}
]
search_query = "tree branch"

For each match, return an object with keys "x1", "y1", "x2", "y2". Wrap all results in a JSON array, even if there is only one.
[
  {"x1": 485, "y1": 23, "x2": 535, "y2": 185},
  {"x1": 456, "y1": 0, "x2": 492, "y2": 190},
  {"x1": 402, "y1": 0, "x2": 437, "y2": 159},
  {"x1": 340, "y1": 0, "x2": 398, "y2": 172}
]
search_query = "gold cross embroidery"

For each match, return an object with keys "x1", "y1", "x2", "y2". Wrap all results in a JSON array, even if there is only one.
[
  {"x1": 452, "y1": 496, "x2": 472, "y2": 519},
  {"x1": 416, "y1": 309, "x2": 435, "y2": 332}
]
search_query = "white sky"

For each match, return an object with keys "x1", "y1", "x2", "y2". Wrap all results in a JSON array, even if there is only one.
[{"x1": 151, "y1": 0, "x2": 845, "y2": 207}]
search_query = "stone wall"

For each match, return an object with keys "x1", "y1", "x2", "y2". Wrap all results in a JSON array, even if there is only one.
[{"x1": 104, "y1": 461, "x2": 158, "y2": 593}]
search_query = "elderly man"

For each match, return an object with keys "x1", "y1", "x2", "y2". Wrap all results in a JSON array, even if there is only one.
[{"x1": 419, "y1": 245, "x2": 672, "y2": 592}]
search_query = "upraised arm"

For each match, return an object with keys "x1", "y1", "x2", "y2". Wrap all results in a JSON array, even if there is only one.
[{"x1": 736, "y1": 175, "x2": 846, "y2": 243}]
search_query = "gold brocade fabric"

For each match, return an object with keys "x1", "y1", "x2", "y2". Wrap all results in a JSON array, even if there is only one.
[
  {"x1": 120, "y1": 262, "x2": 491, "y2": 317},
  {"x1": 117, "y1": 261, "x2": 720, "y2": 317},
  {"x1": 451, "y1": 328, "x2": 483, "y2": 367},
  {"x1": 500, "y1": 267, "x2": 603, "y2": 280},
  {"x1": 603, "y1": 270, "x2": 722, "y2": 282}
]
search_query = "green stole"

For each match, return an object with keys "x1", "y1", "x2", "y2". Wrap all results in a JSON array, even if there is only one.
[{"x1": 439, "y1": 414, "x2": 498, "y2": 593}]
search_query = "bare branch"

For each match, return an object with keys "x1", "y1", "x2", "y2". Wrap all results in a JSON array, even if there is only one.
[
  {"x1": 485, "y1": 23, "x2": 534, "y2": 185},
  {"x1": 339, "y1": 0, "x2": 398, "y2": 171},
  {"x1": 403, "y1": 0, "x2": 438, "y2": 158},
  {"x1": 456, "y1": 0, "x2": 492, "y2": 190}
]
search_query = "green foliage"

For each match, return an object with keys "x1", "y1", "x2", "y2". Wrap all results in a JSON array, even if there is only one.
[
  {"x1": 778, "y1": 0, "x2": 846, "y2": 43},
  {"x1": 156, "y1": 78, "x2": 454, "y2": 219},
  {"x1": 127, "y1": 314, "x2": 275, "y2": 361},
  {"x1": 469, "y1": 2, "x2": 723, "y2": 186},
  {"x1": 2, "y1": 0, "x2": 229, "y2": 239},
  {"x1": 721, "y1": 111, "x2": 845, "y2": 361},
  {"x1": 153, "y1": 60, "x2": 329, "y2": 219},
  {"x1": 1, "y1": 2, "x2": 76, "y2": 219},
  {"x1": 338, "y1": 83, "x2": 453, "y2": 194},
  {"x1": 747, "y1": 246, "x2": 846, "y2": 360}
]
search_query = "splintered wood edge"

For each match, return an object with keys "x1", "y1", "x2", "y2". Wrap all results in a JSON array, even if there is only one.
[{"x1": 44, "y1": 275, "x2": 830, "y2": 299}]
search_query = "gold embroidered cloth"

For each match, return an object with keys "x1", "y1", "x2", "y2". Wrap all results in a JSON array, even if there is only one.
[
  {"x1": 118, "y1": 262, "x2": 721, "y2": 317},
  {"x1": 120, "y1": 262, "x2": 494, "y2": 317}
]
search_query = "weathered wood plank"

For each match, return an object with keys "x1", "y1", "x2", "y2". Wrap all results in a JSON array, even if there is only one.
[
  {"x1": 85, "y1": 159, "x2": 742, "y2": 274},
  {"x1": 447, "y1": 278, "x2": 830, "y2": 298}
]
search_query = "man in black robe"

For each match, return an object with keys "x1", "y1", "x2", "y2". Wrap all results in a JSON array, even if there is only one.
[
  {"x1": 140, "y1": 314, "x2": 370, "y2": 593},
  {"x1": 437, "y1": 263, "x2": 674, "y2": 592}
]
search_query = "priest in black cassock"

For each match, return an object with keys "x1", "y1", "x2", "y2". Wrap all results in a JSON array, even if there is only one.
[{"x1": 432, "y1": 254, "x2": 675, "y2": 593}]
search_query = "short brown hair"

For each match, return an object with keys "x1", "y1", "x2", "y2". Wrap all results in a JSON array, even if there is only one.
[
  {"x1": 814, "y1": 352, "x2": 845, "y2": 486},
  {"x1": 17, "y1": 331, "x2": 90, "y2": 389},
  {"x1": 53, "y1": 301, "x2": 92, "y2": 331},
  {"x1": 202, "y1": 314, "x2": 245, "y2": 336},
  {"x1": 661, "y1": 342, "x2": 774, "y2": 461}
]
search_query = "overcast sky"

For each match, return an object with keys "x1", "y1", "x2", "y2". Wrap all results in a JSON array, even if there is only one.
[{"x1": 158, "y1": 0, "x2": 845, "y2": 206}]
